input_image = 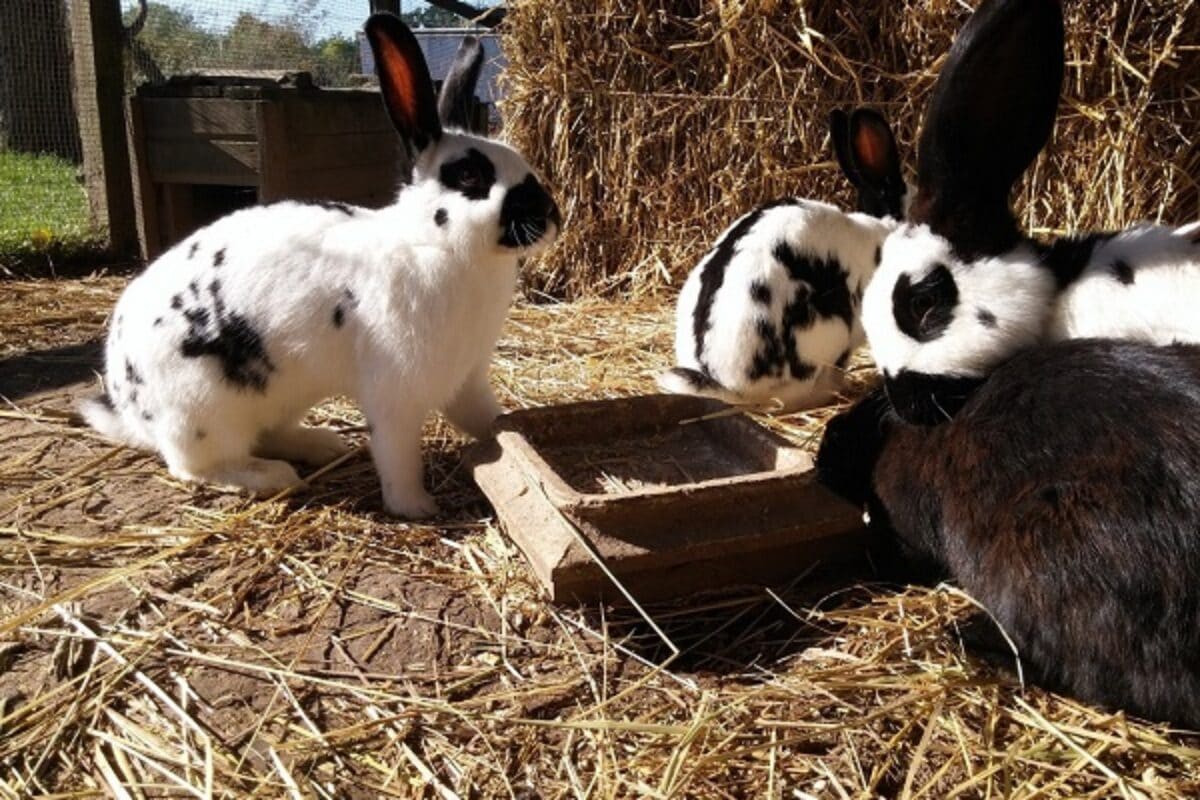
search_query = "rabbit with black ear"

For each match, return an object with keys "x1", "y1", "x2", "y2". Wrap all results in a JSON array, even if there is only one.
[
  {"x1": 816, "y1": 338, "x2": 1200, "y2": 730},
  {"x1": 659, "y1": 108, "x2": 909, "y2": 411},
  {"x1": 861, "y1": 0, "x2": 1200, "y2": 426},
  {"x1": 80, "y1": 15, "x2": 561, "y2": 518}
]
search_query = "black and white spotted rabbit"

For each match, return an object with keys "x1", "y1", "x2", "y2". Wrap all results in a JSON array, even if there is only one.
[
  {"x1": 659, "y1": 108, "x2": 909, "y2": 411},
  {"x1": 861, "y1": 0, "x2": 1200, "y2": 425},
  {"x1": 81, "y1": 14, "x2": 561, "y2": 518}
]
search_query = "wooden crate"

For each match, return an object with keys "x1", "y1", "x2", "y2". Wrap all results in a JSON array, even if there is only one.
[
  {"x1": 127, "y1": 72, "x2": 405, "y2": 259},
  {"x1": 468, "y1": 395, "x2": 870, "y2": 603}
]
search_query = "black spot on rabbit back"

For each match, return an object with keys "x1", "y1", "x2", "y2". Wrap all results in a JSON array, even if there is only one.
[
  {"x1": 749, "y1": 281, "x2": 772, "y2": 305},
  {"x1": 1112, "y1": 259, "x2": 1135, "y2": 286},
  {"x1": 1037, "y1": 232, "x2": 1117, "y2": 288},
  {"x1": 178, "y1": 281, "x2": 275, "y2": 392},
  {"x1": 434, "y1": 208, "x2": 448, "y2": 227},
  {"x1": 332, "y1": 288, "x2": 358, "y2": 329},
  {"x1": 440, "y1": 147, "x2": 496, "y2": 200},
  {"x1": 772, "y1": 241, "x2": 854, "y2": 330},
  {"x1": 316, "y1": 200, "x2": 355, "y2": 216}
]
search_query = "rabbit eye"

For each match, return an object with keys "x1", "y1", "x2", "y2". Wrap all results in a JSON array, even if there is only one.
[
  {"x1": 910, "y1": 293, "x2": 936, "y2": 318},
  {"x1": 892, "y1": 264, "x2": 958, "y2": 343},
  {"x1": 439, "y1": 148, "x2": 497, "y2": 201}
]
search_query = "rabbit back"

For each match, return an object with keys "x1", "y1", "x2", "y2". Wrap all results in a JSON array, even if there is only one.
[
  {"x1": 91, "y1": 199, "x2": 516, "y2": 453},
  {"x1": 1050, "y1": 225, "x2": 1200, "y2": 345},
  {"x1": 868, "y1": 339, "x2": 1200, "y2": 727},
  {"x1": 668, "y1": 200, "x2": 888, "y2": 408}
]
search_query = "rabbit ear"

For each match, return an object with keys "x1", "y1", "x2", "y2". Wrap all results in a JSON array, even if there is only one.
[
  {"x1": 833, "y1": 108, "x2": 906, "y2": 219},
  {"x1": 438, "y1": 37, "x2": 485, "y2": 130},
  {"x1": 849, "y1": 109, "x2": 903, "y2": 190},
  {"x1": 914, "y1": 0, "x2": 1064, "y2": 253},
  {"x1": 830, "y1": 109, "x2": 857, "y2": 183},
  {"x1": 365, "y1": 13, "x2": 442, "y2": 152}
]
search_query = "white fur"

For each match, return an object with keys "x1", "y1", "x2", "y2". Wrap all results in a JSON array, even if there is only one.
[
  {"x1": 1050, "y1": 224, "x2": 1200, "y2": 344},
  {"x1": 81, "y1": 131, "x2": 557, "y2": 517},
  {"x1": 662, "y1": 200, "x2": 897, "y2": 410},
  {"x1": 862, "y1": 224, "x2": 1055, "y2": 378},
  {"x1": 864, "y1": 222, "x2": 1200, "y2": 381}
]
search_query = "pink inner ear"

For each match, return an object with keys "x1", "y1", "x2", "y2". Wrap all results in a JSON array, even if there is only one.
[
  {"x1": 854, "y1": 124, "x2": 891, "y2": 176},
  {"x1": 375, "y1": 34, "x2": 420, "y2": 131}
]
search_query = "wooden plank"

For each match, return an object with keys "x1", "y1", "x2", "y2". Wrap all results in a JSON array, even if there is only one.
[
  {"x1": 284, "y1": 164, "x2": 400, "y2": 205},
  {"x1": 285, "y1": 132, "x2": 400, "y2": 170},
  {"x1": 138, "y1": 98, "x2": 258, "y2": 138},
  {"x1": 70, "y1": 0, "x2": 138, "y2": 257},
  {"x1": 282, "y1": 92, "x2": 394, "y2": 136},
  {"x1": 145, "y1": 139, "x2": 259, "y2": 186},
  {"x1": 256, "y1": 100, "x2": 290, "y2": 203},
  {"x1": 126, "y1": 97, "x2": 162, "y2": 260}
]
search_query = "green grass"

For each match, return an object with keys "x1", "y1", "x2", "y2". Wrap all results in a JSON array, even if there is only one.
[{"x1": 0, "y1": 149, "x2": 104, "y2": 267}]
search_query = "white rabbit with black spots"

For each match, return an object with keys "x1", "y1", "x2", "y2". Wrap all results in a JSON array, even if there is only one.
[
  {"x1": 659, "y1": 108, "x2": 910, "y2": 411},
  {"x1": 81, "y1": 14, "x2": 561, "y2": 518},
  {"x1": 859, "y1": 0, "x2": 1200, "y2": 425}
]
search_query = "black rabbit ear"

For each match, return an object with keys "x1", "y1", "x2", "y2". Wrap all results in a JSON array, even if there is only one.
[
  {"x1": 849, "y1": 108, "x2": 903, "y2": 190},
  {"x1": 365, "y1": 13, "x2": 442, "y2": 152},
  {"x1": 830, "y1": 109, "x2": 857, "y2": 183},
  {"x1": 915, "y1": 0, "x2": 1064, "y2": 254},
  {"x1": 438, "y1": 37, "x2": 485, "y2": 130},
  {"x1": 833, "y1": 107, "x2": 906, "y2": 219}
]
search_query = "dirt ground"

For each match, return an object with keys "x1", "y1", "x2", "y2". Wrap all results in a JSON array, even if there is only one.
[{"x1": 2, "y1": 274, "x2": 1199, "y2": 798}]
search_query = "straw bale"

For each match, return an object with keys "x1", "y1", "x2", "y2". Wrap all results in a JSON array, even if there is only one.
[{"x1": 500, "y1": 0, "x2": 1199, "y2": 297}]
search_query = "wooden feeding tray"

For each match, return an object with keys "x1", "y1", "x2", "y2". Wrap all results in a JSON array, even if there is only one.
[{"x1": 468, "y1": 395, "x2": 869, "y2": 603}]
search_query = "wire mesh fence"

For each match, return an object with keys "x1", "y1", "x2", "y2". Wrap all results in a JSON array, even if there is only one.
[{"x1": 0, "y1": 1, "x2": 499, "y2": 270}]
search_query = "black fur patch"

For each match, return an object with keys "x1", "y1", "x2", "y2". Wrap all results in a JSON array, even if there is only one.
[
  {"x1": 748, "y1": 318, "x2": 787, "y2": 381},
  {"x1": 97, "y1": 392, "x2": 115, "y2": 412},
  {"x1": 153, "y1": 317, "x2": 164, "y2": 327},
  {"x1": 977, "y1": 308, "x2": 997, "y2": 328},
  {"x1": 865, "y1": 340, "x2": 1200, "y2": 728},
  {"x1": 498, "y1": 174, "x2": 559, "y2": 248},
  {"x1": 874, "y1": 245, "x2": 882, "y2": 265},
  {"x1": 667, "y1": 366, "x2": 722, "y2": 391},
  {"x1": 893, "y1": 264, "x2": 958, "y2": 342},
  {"x1": 125, "y1": 359, "x2": 144, "y2": 385},
  {"x1": 1112, "y1": 259, "x2": 1135, "y2": 286},
  {"x1": 434, "y1": 208, "x2": 448, "y2": 227},
  {"x1": 1038, "y1": 232, "x2": 1118, "y2": 289},
  {"x1": 317, "y1": 200, "x2": 355, "y2": 215},
  {"x1": 187, "y1": 241, "x2": 199, "y2": 259},
  {"x1": 440, "y1": 148, "x2": 496, "y2": 200},
  {"x1": 171, "y1": 294, "x2": 183, "y2": 310},
  {"x1": 141, "y1": 411, "x2": 154, "y2": 422},
  {"x1": 178, "y1": 280, "x2": 275, "y2": 392},
  {"x1": 883, "y1": 369, "x2": 984, "y2": 426},
  {"x1": 749, "y1": 281, "x2": 772, "y2": 305},
  {"x1": 332, "y1": 288, "x2": 358, "y2": 329},
  {"x1": 772, "y1": 241, "x2": 855, "y2": 329},
  {"x1": 692, "y1": 199, "x2": 800, "y2": 366},
  {"x1": 213, "y1": 248, "x2": 226, "y2": 268}
]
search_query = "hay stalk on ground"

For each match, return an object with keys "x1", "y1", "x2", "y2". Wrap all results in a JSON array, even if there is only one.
[{"x1": 3, "y1": 276, "x2": 1200, "y2": 796}]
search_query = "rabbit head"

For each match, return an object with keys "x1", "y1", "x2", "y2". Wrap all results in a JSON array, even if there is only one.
[
  {"x1": 859, "y1": 0, "x2": 1065, "y2": 424},
  {"x1": 366, "y1": 14, "x2": 561, "y2": 260}
]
